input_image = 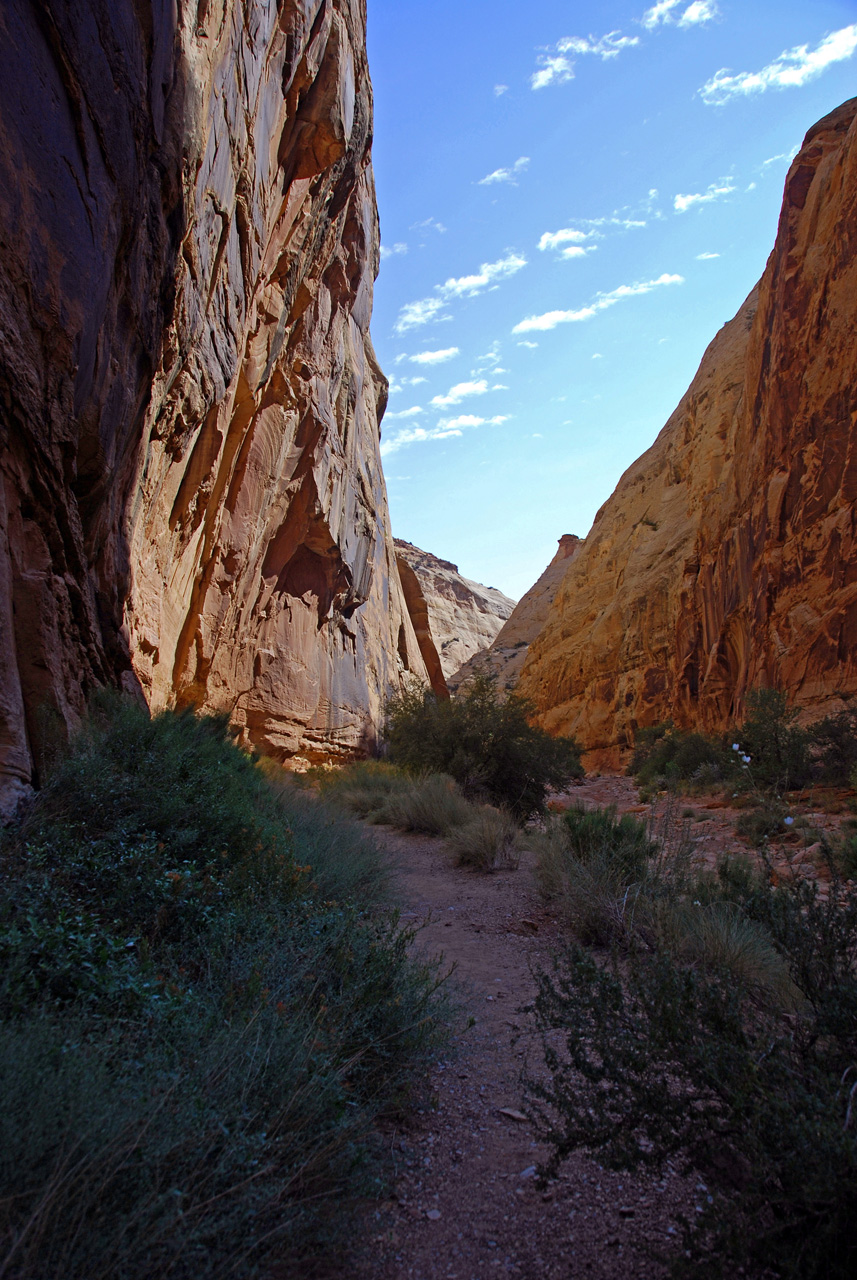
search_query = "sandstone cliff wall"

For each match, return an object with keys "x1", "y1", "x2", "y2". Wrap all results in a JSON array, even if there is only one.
[
  {"x1": 0, "y1": 0, "x2": 427, "y2": 811},
  {"x1": 393, "y1": 539, "x2": 516, "y2": 681},
  {"x1": 519, "y1": 99, "x2": 857, "y2": 766},
  {"x1": 449, "y1": 535, "x2": 580, "y2": 692}
]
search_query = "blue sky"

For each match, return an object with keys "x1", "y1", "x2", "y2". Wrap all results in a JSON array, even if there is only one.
[{"x1": 366, "y1": 1, "x2": 857, "y2": 599}]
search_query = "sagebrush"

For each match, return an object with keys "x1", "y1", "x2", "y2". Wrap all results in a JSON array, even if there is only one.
[{"x1": 0, "y1": 695, "x2": 448, "y2": 1279}]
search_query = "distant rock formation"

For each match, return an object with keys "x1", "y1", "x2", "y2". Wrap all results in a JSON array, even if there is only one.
[
  {"x1": 519, "y1": 98, "x2": 857, "y2": 767},
  {"x1": 449, "y1": 536, "x2": 581, "y2": 692},
  {"x1": 0, "y1": 1, "x2": 428, "y2": 812},
  {"x1": 393, "y1": 540, "x2": 516, "y2": 681}
]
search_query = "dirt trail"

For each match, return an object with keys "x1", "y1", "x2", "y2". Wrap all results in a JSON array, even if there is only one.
[{"x1": 351, "y1": 779, "x2": 700, "y2": 1280}]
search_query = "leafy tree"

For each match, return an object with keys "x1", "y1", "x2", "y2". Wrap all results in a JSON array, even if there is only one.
[{"x1": 384, "y1": 671, "x2": 583, "y2": 819}]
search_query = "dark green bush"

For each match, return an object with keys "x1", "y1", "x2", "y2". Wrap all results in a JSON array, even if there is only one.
[
  {"x1": 0, "y1": 696, "x2": 447, "y2": 1278},
  {"x1": 630, "y1": 721, "x2": 730, "y2": 790},
  {"x1": 808, "y1": 709, "x2": 857, "y2": 785},
  {"x1": 561, "y1": 804, "x2": 657, "y2": 879},
  {"x1": 384, "y1": 672, "x2": 583, "y2": 819},
  {"x1": 527, "y1": 865, "x2": 857, "y2": 1278},
  {"x1": 734, "y1": 797, "x2": 788, "y2": 846},
  {"x1": 736, "y1": 687, "x2": 811, "y2": 790}
]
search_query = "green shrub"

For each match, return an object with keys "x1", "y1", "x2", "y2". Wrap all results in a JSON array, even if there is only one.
[
  {"x1": 384, "y1": 672, "x2": 583, "y2": 819},
  {"x1": 0, "y1": 697, "x2": 448, "y2": 1278},
  {"x1": 532, "y1": 806, "x2": 657, "y2": 946},
  {"x1": 561, "y1": 804, "x2": 657, "y2": 878},
  {"x1": 808, "y1": 709, "x2": 857, "y2": 785},
  {"x1": 735, "y1": 796, "x2": 788, "y2": 845},
  {"x1": 527, "y1": 863, "x2": 857, "y2": 1278},
  {"x1": 630, "y1": 722, "x2": 729, "y2": 790},
  {"x1": 380, "y1": 773, "x2": 474, "y2": 836},
  {"x1": 314, "y1": 760, "x2": 411, "y2": 823},
  {"x1": 445, "y1": 807, "x2": 519, "y2": 871},
  {"x1": 735, "y1": 687, "x2": 811, "y2": 790}
]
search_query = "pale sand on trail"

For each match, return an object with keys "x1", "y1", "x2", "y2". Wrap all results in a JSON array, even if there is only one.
[{"x1": 349, "y1": 777, "x2": 705, "y2": 1280}]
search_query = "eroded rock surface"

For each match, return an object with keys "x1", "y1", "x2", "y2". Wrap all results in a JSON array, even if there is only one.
[
  {"x1": 0, "y1": 0, "x2": 427, "y2": 809},
  {"x1": 519, "y1": 99, "x2": 857, "y2": 767},
  {"x1": 393, "y1": 539, "x2": 516, "y2": 681},
  {"x1": 449, "y1": 535, "x2": 580, "y2": 693}
]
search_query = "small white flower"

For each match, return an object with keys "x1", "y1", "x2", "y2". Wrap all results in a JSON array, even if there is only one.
[
  {"x1": 732, "y1": 743, "x2": 740, "y2": 751},
  {"x1": 742, "y1": 755, "x2": 751, "y2": 764},
  {"x1": 784, "y1": 816, "x2": 794, "y2": 826}
]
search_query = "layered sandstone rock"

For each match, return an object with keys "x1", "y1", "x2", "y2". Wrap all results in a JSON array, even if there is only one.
[
  {"x1": 0, "y1": 0, "x2": 427, "y2": 811},
  {"x1": 393, "y1": 539, "x2": 516, "y2": 681},
  {"x1": 520, "y1": 99, "x2": 857, "y2": 766},
  {"x1": 449, "y1": 535, "x2": 581, "y2": 692}
]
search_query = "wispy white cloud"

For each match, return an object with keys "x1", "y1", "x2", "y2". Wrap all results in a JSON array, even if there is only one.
[
  {"x1": 401, "y1": 347, "x2": 460, "y2": 365},
  {"x1": 761, "y1": 146, "x2": 800, "y2": 169},
  {"x1": 381, "y1": 414, "x2": 509, "y2": 457},
  {"x1": 410, "y1": 216, "x2": 447, "y2": 234},
  {"x1": 479, "y1": 156, "x2": 530, "y2": 186},
  {"x1": 538, "y1": 228, "x2": 590, "y2": 251},
  {"x1": 395, "y1": 253, "x2": 527, "y2": 332},
  {"x1": 673, "y1": 179, "x2": 735, "y2": 212},
  {"x1": 380, "y1": 242, "x2": 408, "y2": 260},
  {"x1": 641, "y1": 1, "x2": 719, "y2": 30},
  {"x1": 512, "y1": 272, "x2": 684, "y2": 333},
  {"x1": 384, "y1": 405, "x2": 424, "y2": 420},
  {"x1": 641, "y1": 0, "x2": 682, "y2": 26},
  {"x1": 494, "y1": 83, "x2": 509, "y2": 96},
  {"x1": 440, "y1": 252, "x2": 528, "y2": 298},
  {"x1": 394, "y1": 298, "x2": 448, "y2": 333},
  {"x1": 696, "y1": 251, "x2": 720, "y2": 259},
  {"x1": 701, "y1": 24, "x2": 857, "y2": 104},
  {"x1": 513, "y1": 307, "x2": 597, "y2": 333},
  {"x1": 537, "y1": 227, "x2": 599, "y2": 259},
  {"x1": 475, "y1": 343, "x2": 503, "y2": 369},
  {"x1": 678, "y1": 1, "x2": 719, "y2": 27},
  {"x1": 444, "y1": 413, "x2": 508, "y2": 431},
  {"x1": 431, "y1": 379, "x2": 490, "y2": 408},
  {"x1": 518, "y1": 340, "x2": 539, "y2": 349},
  {"x1": 531, "y1": 31, "x2": 639, "y2": 89}
]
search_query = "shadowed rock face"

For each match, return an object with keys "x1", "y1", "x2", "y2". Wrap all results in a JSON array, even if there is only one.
[
  {"x1": 0, "y1": 0, "x2": 427, "y2": 811},
  {"x1": 519, "y1": 99, "x2": 857, "y2": 767}
]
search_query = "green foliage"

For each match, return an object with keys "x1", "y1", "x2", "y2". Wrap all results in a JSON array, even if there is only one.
[
  {"x1": 384, "y1": 672, "x2": 583, "y2": 819},
  {"x1": 314, "y1": 760, "x2": 412, "y2": 824},
  {"x1": 561, "y1": 804, "x2": 658, "y2": 879},
  {"x1": 532, "y1": 805, "x2": 658, "y2": 945},
  {"x1": 736, "y1": 687, "x2": 811, "y2": 790},
  {"x1": 808, "y1": 709, "x2": 857, "y2": 786},
  {"x1": 445, "y1": 806, "x2": 519, "y2": 871},
  {"x1": 380, "y1": 774, "x2": 475, "y2": 836},
  {"x1": 630, "y1": 722, "x2": 729, "y2": 790},
  {"x1": 734, "y1": 796, "x2": 788, "y2": 845},
  {"x1": 0, "y1": 697, "x2": 448, "y2": 1278},
  {"x1": 527, "y1": 855, "x2": 857, "y2": 1278}
]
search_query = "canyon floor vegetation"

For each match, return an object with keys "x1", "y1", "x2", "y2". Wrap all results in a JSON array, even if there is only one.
[{"x1": 0, "y1": 695, "x2": 448, "y2": 1279}]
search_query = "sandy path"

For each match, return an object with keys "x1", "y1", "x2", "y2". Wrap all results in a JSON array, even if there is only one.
[{"x1": 350, "y1": 784, "x2": 698, "y2": 1280}]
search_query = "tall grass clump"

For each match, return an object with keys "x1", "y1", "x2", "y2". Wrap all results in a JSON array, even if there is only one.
[
  {"x1": 445, "y1": 807, "x2": 520, "y2": 871},
  {"x1": 527, "y1": 845, "x2": 857, "y2": 1279},
  {"x1": 384, "y1": 671, "x2": 583, "y2": 819},
  {"x1": 0, "y1": 694, "x2": 448, "y2": 1279},
  {"x1": 532, "y1": 805, "x2": 658, "y2": 945}
]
